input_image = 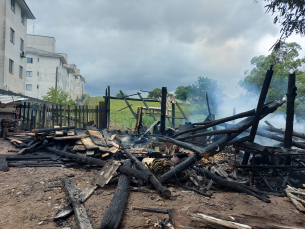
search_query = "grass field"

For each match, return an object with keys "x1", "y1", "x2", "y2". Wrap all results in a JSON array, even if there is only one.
[{"x1": 85, "y1": 96, "x2": 208, "y2": 130}]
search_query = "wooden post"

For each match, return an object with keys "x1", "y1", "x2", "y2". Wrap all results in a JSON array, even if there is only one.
[
  {"x1": 67, "y1": 105, "x2": 70, "y2": 126},
  {"x1": 74, "y1": 105, "x2": 77, "y2": 127},
  {"x1": 38, "y1": 108, "x2": 42, "y2": 128},
  {"x1": 135, "y1": 107, "x2": 143, "y2": 133},
  {"x1": 23, "y1": 102, "x2": 26, "y2": 123},
  {"x1": 30, "y1": 109, "x2": 34, "y2": 130},
  {"x1": 86, "y1": 105, "x2": 89, "y2": 126},
  {"x1": 56, "y1": 104, "x2": 59, "y2": 125},
  {"x1": 99, "y1": 101, "x2": 105, "y2": 129},
  {"x1": 107, "y1": 85, "x2": 110, "y2": 129},
  {"x1": 63, "y1": 105, "x2": 66, "y2": 126},
  {"x1": 18, "y1": 104, "x2": 22, "y2": 120},
  {"x1": 60, "y1": 104, "x2": 62, "y2": 126},
  {"x1": 284, "y1": 72, "x2": 297, "y2": 165},
  {"x1": 96, "y1": 105, "x2": 99, "y2": 129},
  {"x1": 83, "y1": 105, "x2": 86, "y2": 128},
  {"x1": 78, "y1": 105, "x2": 81, "y2": 128},
  {"x1": 172, "y1": 103, "x2": 175, "y2": 128},
  {"x1": 233, "y1": 107, "x2": 236, "y2": 125},
  {"x1": 242, "y1": 66, "x2": 273, "y2": 165},
  {"x1": 27, "y1": 103, "x2": 30, "y2": 129},
  {"x1": 52, "y1": 105, "x2": 54, "y2": 126},
  {"x1": 160, "y1": 87, "x2": 167, "y2": 135},
  {"x1": 42, "y1": 104, "x2": 46, "y2": 128}
]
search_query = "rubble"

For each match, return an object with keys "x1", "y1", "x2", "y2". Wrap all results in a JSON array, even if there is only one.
[{"x1": 1, "y1": 68, "x2": 305, "y2": 228}]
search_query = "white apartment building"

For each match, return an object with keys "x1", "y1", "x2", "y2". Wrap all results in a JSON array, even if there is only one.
[
  {"x1": 25, "y1": 34, "x2": 85, "y2": 100},
  {"x1": 0, "y1": 0, "x2": 35, "y2": 94}
]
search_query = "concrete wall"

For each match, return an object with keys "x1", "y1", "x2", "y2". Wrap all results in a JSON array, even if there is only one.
[
  {"x1": 1, "y1": 0, "x2": 28, "y2": 94},
  {"x1": 27, "y1": 34, "x2": 55, "y2": 53},
  {"x1": 0, "y1": 0, "x2": 6, "y2": 90}
]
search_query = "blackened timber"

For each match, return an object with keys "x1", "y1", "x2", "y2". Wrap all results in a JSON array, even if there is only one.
[
  {"x1": 160, "y1": 87, "x2": 167, "y2": 135},
  {"x1": 206, "y1": 93, "x2": 211, "y2": 116},
  {"x1": 99, "y1": 160, "x2": 131, "y2": 229},
  {"x1": 174, "y1": 109, "x2": 256, "y2": 138},
  {"x1": 44, "y1": 146, "x2": 150, "y2": 181},
  {"x1": 120, "y1": 90, "x2": 137, "y2": 119},
  {"x1": 159, "y1": 99, "x2": 284, "y2": 184},
  {"x1": 175, "y1": 102, "x2": 189, "y2": 122},
  {"x1": 32, "y1": 126, "x2": 75, "y2": 133},
  {"x1": 177, "y1": 128, "x2": 240, "y2": 141},
  {"x1": 124, "y1": 148, "x2": 171, "y2": 197},
  {"x1": 62, "y1": 178, "x2": 94, "y2": 229},
  {"x1": 284, "y1": 73, "x2": 297, "y2": 164},
  {"x1": 0, "y1": 157, "x2": 9, "y2": 172},
  {"x1": 244, "y1": 66, "x2": 273, "y2": 165},
  {"x1": 193, "y1": 167, "x2": 270, "y2": 203}
]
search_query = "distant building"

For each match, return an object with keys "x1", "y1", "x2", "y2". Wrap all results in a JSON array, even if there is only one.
[
  {"x1": 0, "y1": 0, "x2": 35, "y2": 94},
  {"x1": 25, "y1": 35, "x2": 85, "y2": 100}
]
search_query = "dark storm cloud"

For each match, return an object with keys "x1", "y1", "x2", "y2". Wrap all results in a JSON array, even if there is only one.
[{"x1": 26, "y1": 0, "x2": 280, "y2": 97}]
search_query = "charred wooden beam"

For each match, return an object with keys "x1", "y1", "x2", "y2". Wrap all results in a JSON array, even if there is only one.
[
  {"x1": 32, "y1": 126, "x2": 75, "y2": 133},
  {"x1": 193, "y1": 167, "x2": 270, "y2": 203},
  {"x1": 45, "y1": 146, "x2": 150, "y2": 181},
  {"x1": 176, "y1": 128, "x2": 239, "y2": 141},
  {"x1": 124, "y1": 148, "x2": 171, "y2": 198},
  {"x1": 120, "y1": 90, "x2": 137, "y2": 119},
  {"x1": 160, "y1": 87, "x2": 167, "y2": 135},
  {"x1": 0, "y1": 156, "x2": 9, "y2": 172},
  {"x1": 131, "y1": 206, "x2": 168, "y2": 214},
  {"x1": 244, "y1": 66, "x2": 273, "y2": 165},
  {"x1": 99, "y1": 160, "x2": 131, "y2": 229},
  {"x1": 62, "y1": 178, "x2": 94, "y2": 229},
  {"x1": 159, "y1": 100, "x2": 284, "y2": 184}
]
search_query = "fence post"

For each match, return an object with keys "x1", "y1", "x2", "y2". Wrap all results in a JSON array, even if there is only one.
[
  {"x1": 172, "y1": 103, "x2": 175, "y2": 128},
  {"x1": 56, "y1": 104, "x2": 59, "y2": 125},
  {"x1": 63, "y1": 105, "x2": 66, "y2": 126},
  {"x1": 23, "y1": 102, "x2": 26, "y2": 123},
  {"x1": 82, "y1": 105, "x2": 85, "y2": 128},
  {"x1": 96, "y1": 105, "x2": 98, "y2": 129},
  {"x1": 60, "y1": 104, "x2": 62, "y2": 126},
  {"x1": 78, "y1": 105, "x2": 81, "y2": 128},
  {"x1": 75, "y1": 106, "x2": 77, "y2": 127},
  {"x1": 67, "y1": 105, "x2": 70, "y2": 126},
  {"x1": 27, "y1": 102, "x2": 30, "y2": 129},
  {"x1": 42, "y1": 104, "x2": 46, "y2": 128},
  {"x1": 160, "y1": 87, "x2": 167, "y2": 135}
]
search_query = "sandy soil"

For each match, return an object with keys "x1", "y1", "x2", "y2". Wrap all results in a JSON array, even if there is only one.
[{"x1": 0, "y1": 138, "x2": 305, "y2": 229}]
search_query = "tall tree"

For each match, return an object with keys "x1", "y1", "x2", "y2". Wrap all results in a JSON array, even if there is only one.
[
  {"x1": 188, "y1": 76, "x2": 225, "y2": 108},
  {"x1": 239, "y1": 42, "x2": 305, "y2": 119},
  {"x1": 174, "y1": 86, "x2": 191, "y2": 100},
  {"x1": 261, "y1": 0, "x2": 305, "y2": 50},
  {"x1": 42, "y1": 87, "x2": 75, "y2": 105},
  {"x1": 148, "y1": 88, "x2": 162, "y2": 98}
]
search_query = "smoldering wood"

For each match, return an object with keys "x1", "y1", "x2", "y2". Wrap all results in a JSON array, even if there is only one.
[
  {"x1": 62, "y1": 178, "x2": 94, "y2": 229},
  {"x1": 32, "y1": 126, "x2": 75, "y2": 133},
  {"x1": 124, "y1": 148, "x2": 171, "y2": 198},
  {"x1": 99, "y1": 160, "x2": 131, "y2": 229},
  {"x1": 44, "y1": 146, "x2": 150, "y2": 181}
]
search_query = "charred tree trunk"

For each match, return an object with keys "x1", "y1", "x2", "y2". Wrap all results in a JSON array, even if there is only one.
[{"x1": 99, "y1": 160, "x2": 132, "y2": 229}]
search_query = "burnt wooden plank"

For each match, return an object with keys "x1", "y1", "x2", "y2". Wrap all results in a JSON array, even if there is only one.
[
  {"x1": 0, "y1": 157, "x2": 9, "y2": 172},
  {"x1": 91, "y1": 159, "x2": 121, "y2": 187},
  {"x1": 54, "y1": 135, "x2": 88, "y2": 140},
  {"x1": 62, "y1": 178, "x2": 94, "y2": 229},
  {"x1": 73, "y1": 145, "x2": 86, "y2": 151},
  {"x1": 81, "y1": 137, "x2": 99, "y2": 150},
  {"x1": 86, "y1": 126, "x2": 107, "y2": 146}
]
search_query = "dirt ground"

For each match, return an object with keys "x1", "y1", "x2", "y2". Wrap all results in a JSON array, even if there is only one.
[{"x1": 1, "y1": 138, "x2": 305, "y2": 229}]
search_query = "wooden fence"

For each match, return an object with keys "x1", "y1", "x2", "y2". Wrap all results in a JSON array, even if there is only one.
[{"x1": 18, "y1": 102, "x2": 105, "y2": 130}]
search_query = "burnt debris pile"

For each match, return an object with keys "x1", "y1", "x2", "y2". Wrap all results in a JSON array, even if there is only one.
[{"x1": 1, "y1": 66, "x2": 305, "y2": 228}]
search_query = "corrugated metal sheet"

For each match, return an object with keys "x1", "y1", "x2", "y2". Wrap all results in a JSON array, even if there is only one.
[{"x1": 0, "y1": 95, "x2": 28, "y2": 104}]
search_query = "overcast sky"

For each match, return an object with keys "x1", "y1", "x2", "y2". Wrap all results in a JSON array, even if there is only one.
[{"x1": 25, "y1": 0, "x2": 305, "y2": 98}]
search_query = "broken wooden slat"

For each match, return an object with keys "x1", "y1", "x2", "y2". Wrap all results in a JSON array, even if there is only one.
[
  {"x1": 54, "y1": 135, "x2": 88, "y2": 140},
  {"x1": 191, "y1": 213, "x2": 251, "y2": 229},
  {"x1": 72, "y1": 145, "x2": 86, "y2": 151},
  {"x1": 99, "y1": 160, "x2": 131, "y2": 229},
  {"x1": 86, "y1": 150, "x2": 95, "y2": 156},
  {"x1": 98, "y1": 146, "x2": 111, "y2": 153},
  {"x1": 62, "y1": 178, "x2": 94, "y2": 229},
  {"x1": 290, "y1": 198, "x2": 305, "y2": 212},
  {"x1": 91, "y1": 159, "x2": 121, "y2": 187},
  {"x1": 54, "y1": 125, "x2": 64, "y2": 136},
  {"x1": 102, "y1": 130, "x2": 113, "y2": 146},
  {"x1": 81, "y1": 137, "x2": 99, "y2": 150},
  {"x1": 86, "y1": 126, "x2": 107, "y2": 146}
]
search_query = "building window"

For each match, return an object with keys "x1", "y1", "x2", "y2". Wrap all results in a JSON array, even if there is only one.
[
  {"x1": 37, "y1": 85, "x2": 39, "y2": 89},
  {"x1": 9, "y1": 59, "x2": 14, "y2": 73},
  {"x1": 26, "y1": 71, "x2": 32, "y2": 77},
  {"x1": 11, "y1": 0, "x2": 15, "y2": 12},
  {"x1": 21, "y1": 11, "x2": 25, "y2": 24},
  {"x1": 10, "y1": 28, "x2": 14, "y2": 43},
  {"x1": 19, "y1": 66, "x2": 23, "y2": 78},
  {"x1": 27, "y1": 57, "x2": 33, "y2": 63},
  {"x1": 20, "y1": 38, "x2": 24, "y2": 51},
  {"x1": 26, "y1": 84, "x2": 32, "y2": 91},
  {"x1": 37, "y1": 58, "x2": 39, "y2": 62},
  {"x1": 37, "y1": 71, "x2": 39, "y2": 76}
]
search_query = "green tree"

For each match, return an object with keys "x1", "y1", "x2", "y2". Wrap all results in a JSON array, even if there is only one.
[
  {"x1": 174, "y1": 86, "x2": 191, "y2": 100},
  {"x1": 116, "y1": 92, "x2": 128, "y2": 98},
  {"x1": 148, "y1": 88, "x2": 162, "y2": 98},
  {"x1": 188, "y1": 76, "x2": 225, "y2": 107},
  {"x1": 239, "y1": 42, "x2": 305, "y2": 119},
  {"x1": 42, "y1": 87, "x2": 76, "y2": 105},
  {"x1": 261, "y1": 0, "x2": 305, "y2": 50}
]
